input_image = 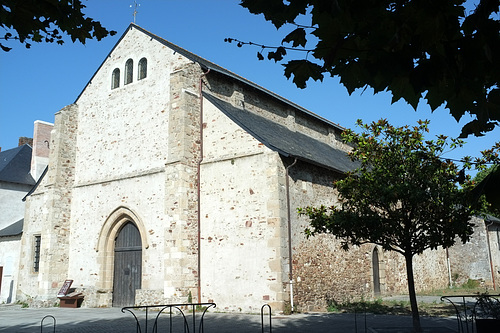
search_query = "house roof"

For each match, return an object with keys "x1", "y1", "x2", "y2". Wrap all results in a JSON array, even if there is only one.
[
  {"x1": 486, "y1": 214, "x2": 500, "y2": 224},
  {"x1": 75, "y1": 24, "x2": 344, "y2": 133},
  {"x1": 0, "y1": 144, "x2": 35, "y2": 185},
  {"x1": 0, "y1": 219, "x2": 23, "y2": 237},
  {"x1": 203, "y1": 92, "x2": 356, "y2": 173}
]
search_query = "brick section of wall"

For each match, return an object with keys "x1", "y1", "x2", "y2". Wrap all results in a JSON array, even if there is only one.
[
  {"x1": 31, "y1": 120, "x2": 53, "y2": 181},
  {"x1": 18, "y1": 137, "x2": 33, "y2": 147}
]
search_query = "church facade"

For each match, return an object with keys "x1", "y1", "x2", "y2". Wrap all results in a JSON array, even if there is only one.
[{"x1": 17, "y1": 24, "x2": 464, "y2": 312}]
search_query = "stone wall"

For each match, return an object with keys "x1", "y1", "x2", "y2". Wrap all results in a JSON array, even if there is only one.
[
  {"x1": 287, "y1": 161, "x2": 449, "y2": 311},
  {"x1": 197, "y1": 69, "x2": 354, "y2": 312},
  {"x1": 198, "y1": 69, "x2": 355, "y2": 312},
  {"x1": 163, "y1": 61, "x2": 202, "y2": 302},
  {"x1": 200, "y1": 93, "x2": 284, "y2": 310},
  {"x1": 18, "y1": 104, "x2": 78, "y2": 306},
  {"x1": 204, "y1": 73, "x2": 349, "y2": 152},
  {"x1": 448, "y1": 217, "x2": 497, "y2": 288},
  {"x1": 383, "y1": 249, "x2": 448, "y2": 294},
  {"x1": 487, "y1": 222, "x2": 500, "y2": 290},
  {"x1": 67, "y1": 29, "x2": 204, "y2": 306}
]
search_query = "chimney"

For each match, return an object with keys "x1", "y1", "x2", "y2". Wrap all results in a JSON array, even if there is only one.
[
  {"x1": 31, "y1": 120, "x2": 54, "y2": 181},
  {"x1": 19, "y1": 137, "x2": 33, "y2": 147}
]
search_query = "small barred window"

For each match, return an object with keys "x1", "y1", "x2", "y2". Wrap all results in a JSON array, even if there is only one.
[{"x1": 33, "y1": 235, "x2": 41, "y2": 273}]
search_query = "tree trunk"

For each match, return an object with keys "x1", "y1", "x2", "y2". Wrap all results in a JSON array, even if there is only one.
[{"x1": 405, "y1": 254, "x2": 422, "y2": 333}]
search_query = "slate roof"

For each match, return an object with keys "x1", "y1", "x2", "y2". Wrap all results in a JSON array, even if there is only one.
[
  {"x1": 0, "y1": 145, "x2": 35, "y2": 185},
  {"x1": 75, "y1": 24, "x2": 344, "y2": 133},
  {"x1": 486, "y1": 214, "x2": 500, "y2": 224},
  {"x1": 0, "y1": 219, "x2": 23, "y2": 237},
  {"x1": 203, "y1": 92, "x2": 356, "y2": 173}
]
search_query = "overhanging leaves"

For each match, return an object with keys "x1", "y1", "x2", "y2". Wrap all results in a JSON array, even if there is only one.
[
  {"x1": 283, "y1": 59, "x2": 324, "y2": 88},
  {"x1": 237, "y1": 0, "x2": 500, "y2": 137},
  {"x1": 282, "y1": 27, "x2": 307, "y2": 48},
  {"x1": 0, "y1": 0, "x2": 116, "y2": 51}
]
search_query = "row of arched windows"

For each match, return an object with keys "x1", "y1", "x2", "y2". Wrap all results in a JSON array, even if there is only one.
[{"x1": 111, "y1": 57, "x2": 147, "y2": 89}]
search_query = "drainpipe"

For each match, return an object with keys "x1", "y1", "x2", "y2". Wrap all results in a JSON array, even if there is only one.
[
  {"x1": 485, "y1": 220, "x2": 496, "y2": 290},
  {"x1": 446, "y1": 248, "x2": 452, "y2": 288},
  {"x1": 197, "y1": 68, "x2": 210, "y2": 303},
  {"x1": 285, "y1": 157, "x2": 298, "y2": 312}
]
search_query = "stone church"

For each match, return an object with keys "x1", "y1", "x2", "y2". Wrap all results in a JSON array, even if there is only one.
[{"x1": 16, "y1": 24, "x2": 497, "y2": 312}]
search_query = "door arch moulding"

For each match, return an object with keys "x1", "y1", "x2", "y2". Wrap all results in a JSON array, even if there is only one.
[{"x1": 95, "y1": 206, "x2": 149, "y2": 291}]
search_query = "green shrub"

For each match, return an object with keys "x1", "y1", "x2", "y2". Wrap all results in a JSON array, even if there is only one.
[{"x1": 462, "y1": 279, "x2": 480, "y2": 289}]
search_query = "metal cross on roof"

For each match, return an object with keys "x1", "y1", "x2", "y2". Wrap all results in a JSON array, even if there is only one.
[{"x1": 130, "y1": 1, "x2": 140, "y2": 23}]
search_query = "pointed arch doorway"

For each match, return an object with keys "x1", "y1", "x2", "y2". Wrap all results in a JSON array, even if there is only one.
[{"x1": 112, "y1": 221, "x2": 142, "y2": 307}]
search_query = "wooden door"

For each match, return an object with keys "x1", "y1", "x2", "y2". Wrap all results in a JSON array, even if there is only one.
[
  {"x1": 112, "y1": 222, "x2": 142, "y2": 307},
  {"x1": 372, "y1": 248, "x2": 381, "y2": 296}
]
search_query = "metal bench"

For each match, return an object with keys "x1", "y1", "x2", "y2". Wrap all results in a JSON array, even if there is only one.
[{"x1": 441, "y1": 294, "x2": 500, "y2": 333}]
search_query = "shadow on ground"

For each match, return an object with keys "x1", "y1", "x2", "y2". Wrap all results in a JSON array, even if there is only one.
[{"x1": 1, "y1": 307, "x2": 459, "y2": 333}]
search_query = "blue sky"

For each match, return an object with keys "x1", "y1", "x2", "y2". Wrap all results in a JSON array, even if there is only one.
[{"x1": 0, "y1": 0, "x2": 498, "y2": 173}]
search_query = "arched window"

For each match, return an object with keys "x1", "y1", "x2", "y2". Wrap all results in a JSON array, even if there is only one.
[
  {"x1": 138, "y1": 57, "x2": 147, "y2": 80},
  {"x1": 111, "y1": 68, "x2": 120, "y2": 89},
  {"x1": 125, "y1": 59, "x2": 133, "y2": 85}
]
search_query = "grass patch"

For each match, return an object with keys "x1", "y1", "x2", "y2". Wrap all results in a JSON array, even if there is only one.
[
  {"x1": 16, "y1": 300, "x2": 29, "y2": 308},
  {"x1": 327, "y1": 299, "x2": 456, "y2": 317},
  {"x1": 418, "y1": 280, "x2": 490, "y2": 297}
]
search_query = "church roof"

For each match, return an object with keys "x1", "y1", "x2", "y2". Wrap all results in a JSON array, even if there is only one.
[
  {"x1": 0, "y1": 219, "x2": 23, "y2": 237},
  {"x1": 203, "y1": 92, "x2": 356, "y2": 173},
  {"x1": 0, "y1": 144, "x2": 35, "y2": 185},
  {"x1": 76, "y1": 24, "x2": 344, "y2": 133}
]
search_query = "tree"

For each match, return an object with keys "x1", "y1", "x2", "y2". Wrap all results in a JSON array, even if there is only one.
[
  {"x1": 299, "y1": 119, "x2": 477, "y2": 332},
  {"x1": 230, "y1": 0, "x2": 500, "y2": 137},
  {"x1": 0, "y1": 0, "x2": 116, "y2": 52},
  {"x1": 471, "y1": 164, "x2": 500, "y2": 216}
]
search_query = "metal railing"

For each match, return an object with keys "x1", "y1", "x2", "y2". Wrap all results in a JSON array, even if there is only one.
[
  {"x1": 441, "y1": 294, "x2": 500, "y2": 333},
  {"x1": 40, "y1": 315, "x2": 56, "y2": 333},
  {"x1": 121, "y1": 302, "x2": 216, "y2": 333},
  {"x1": 261, "y1": 304, "x2": 272, "y2": 333}
]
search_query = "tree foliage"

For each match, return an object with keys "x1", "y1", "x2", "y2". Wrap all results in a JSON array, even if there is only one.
[
  {"x1": 0, "y1": 0, "x2": 116, "y2": 52},
  {"x1": 298, "y1": 119, "x2": 478, "y2": 332},
  {"x1": 471, "y1": 164, "x2": 500, "y2": 217},
  {"x1": 232, "y1": 0, "x2": 500, "y2": 137}
]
